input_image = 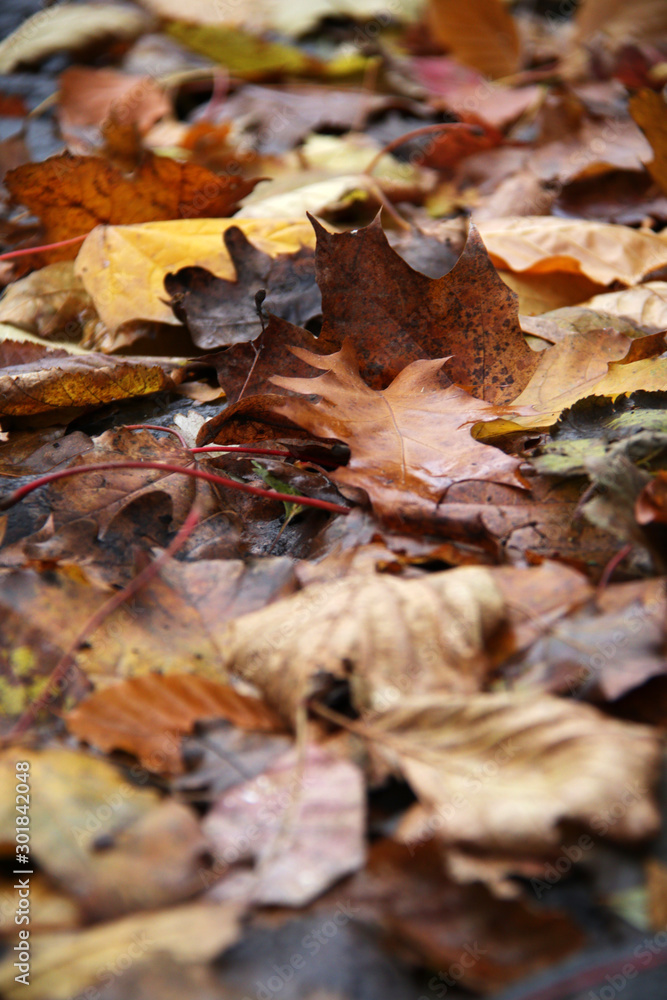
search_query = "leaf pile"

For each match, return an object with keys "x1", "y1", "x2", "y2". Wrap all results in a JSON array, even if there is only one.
[{"x1": 2, "y1": 2, "x2": 667, "y2": 1000}]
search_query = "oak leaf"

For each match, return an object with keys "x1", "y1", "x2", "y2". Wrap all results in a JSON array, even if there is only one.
[{"x1": 165, "y1": 225, "x2": 319, "y2": 349}]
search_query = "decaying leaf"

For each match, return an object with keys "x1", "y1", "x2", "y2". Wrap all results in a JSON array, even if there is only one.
[
  {"x1": 371, "y1": 691, "x2": 661, "y2": 888},
  {"x1": 0, "y1": 351, "x2": 177, "y2": 421},
  {"x1": 426, "y1": 0, "x2": 521, "y2": 79},
  {"x1": 221, "y1": 564, "x2": 505, "y2": 721},
  {"x1": 66, "y1": 674, "x2": 286, "y2": 773},
  {"x1": 0, "y1": 747, "x2": 208, "y2": 919},
  {"x1": 0, "y1": 262, "x2": 96, "y2": 340},
  {"x1": 0, "y1": 4, "x2": 150, "y2": 74},
  {"x1": 330, "y1": 838, "x2": 584, "y2": 991},
  {"x1": 0, "y1": 899, "x2": 241, "y2": 1000},
  {"x1": 309, "y1": 215, "x2": 537, "y2": 403},
  {"x1": 204, "y1": 743, "x2": 365, "y2": 906},
  {"x1": 75, "y1": 217, "x2": 316, "y2": 333},
  {"x1": 477, "y1": 216, "x2": 667, "y2": 286},
  {"x1": 165, "y1": 225, "x2": 319, "y2": 349}
]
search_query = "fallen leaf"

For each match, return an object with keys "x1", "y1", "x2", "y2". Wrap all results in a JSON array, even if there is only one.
[
  {"x1": 476, "y1": 216, "x2": 667, "y2": 286},
  {"x1": 204, "y1": 743, "x2": 365, "y2": 905},
  {"x1": 137, "y1": 0, "x2": 423, "y2": 36},
  {"x1": 166, "y1": 23, "x2": 366, "y2": 79},
  {"x1": 183, "y1": 313, "x2": 340, "y2": 407},
  {"x1": 269, "y1": 342, "x2": 526, "y2": 524},
  {"x1": 0, "y1": 352, "x2": 176, "y2": 421},
  {"x1": 0, "y1": 899, "x2": 241, "y2": 1000},
  {"x1": 371, "y1": 691, "x2": 661, "y2": 889},
  {"x1": 0, "y1": 746, "x2": 208, "y2": 919},
  {"x1": 510, "y1": 577, "x2": 667, "y2": 701},
  {"x1": 220, "y1": 564, "x2": 505, "y2": 721},
  {"x1": 309, "y1": 215, "x2": 537, "y2": 402},
  {"x1": 75, "y1": 217, "x2": 316, "y2": 333},
  {"x1": 329, "y1": 838, "x2": 583, "y2": 992},
  {"x1": 580, "y1": 281, "x2": 667, "y2": 332},
  {"x1": 165, "y1": 225, "x2": 319, "y2": 349},
  {"x1": 0, "y1": 262, "x2": 96, "y2": 339},
  {"x1": 0, "y1": 555, "x2": 297, "y2": 706},
  {"x1": 426, "y1": 0, "x2": 521, "y2": 79},
  {"x1": 66, "y1": 674, "x2": 285, "y2": 773},
  {"x1": 58, "y1": 66, "x2": 170, "y2": 146},
  {"x1": 5, "y1": 153, "x2": 259, "y2": 259},
  {"x1": 0, "y1": 4, "x2": 150, "y2": 74}
]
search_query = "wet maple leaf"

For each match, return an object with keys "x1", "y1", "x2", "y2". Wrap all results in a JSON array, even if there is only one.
[
  {"x1": 5, "y1": 152, "x2": 260, "y2": 260},
  {"x1": 309, "y1": 214, "x2": 537, "y2": 404},
  {"x1": 269, "y1": 342, "x2": 525, "y2": 525}
]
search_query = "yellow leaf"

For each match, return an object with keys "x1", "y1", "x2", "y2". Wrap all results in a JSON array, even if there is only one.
[{"x1": 74, "y1": 217, "x2": 316, "y2": 331}]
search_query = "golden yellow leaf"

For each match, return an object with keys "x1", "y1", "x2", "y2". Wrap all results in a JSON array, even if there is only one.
[{"x1": 75, "y1": 217, "x2": 316, "y2": 331}]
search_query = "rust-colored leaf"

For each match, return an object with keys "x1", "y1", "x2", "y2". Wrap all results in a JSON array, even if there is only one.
[
  {"x1": 5, "y1": 152, "x2": 260, "y2": 260},
  {"x1": 310, "y1": 215, "x2": 537, "y2": 404},
  {"x1": 66, "y1": 674, "x2": 286, "y2": 774}
]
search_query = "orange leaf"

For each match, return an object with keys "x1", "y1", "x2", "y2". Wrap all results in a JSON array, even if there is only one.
[
  {"x1": 270, "y1": 341, "x2": 526, "y2": 527},
  {"x1": 66, "y1": 674, "x2": 286, "y2": 773},
  {"x1": 5, "y1": 152, "x2": 260, "y2": 260}
]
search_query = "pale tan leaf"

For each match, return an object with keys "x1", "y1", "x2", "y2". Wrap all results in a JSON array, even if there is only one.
[
  {"x1": 221, "y1": 566, "x2": 505, "y2": 721},
  {"x1": 0, "y1": 4, "x2": 150, "y2": 74},
  {"x1": 369, "y1": 692, "x2": 661, "y2": 888},
  {"x1": 580, "y1": 281, "x2": 667, "y2": 332},
  {"x1": 477, "y1": 217, "x2": 667, "y2": 286},
  {"x1": 136, "y1": 0, "x2": 423, "y2": 36}
]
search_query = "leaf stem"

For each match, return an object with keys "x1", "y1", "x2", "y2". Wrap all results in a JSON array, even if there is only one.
[
  {"x1": 0, "y1": 461, "x2": 350, "y2": 515},
  {"x1": 0, "y1": 234, "x2": 88, "y2": 261}
]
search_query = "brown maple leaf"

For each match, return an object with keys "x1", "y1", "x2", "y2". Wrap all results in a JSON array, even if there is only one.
[
  {"x1": 309, "y1": 213, "x2": 538, "y2": 403},
  {"x1": 269, "y1": 342, "x2": 525, "y2": 525}
]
